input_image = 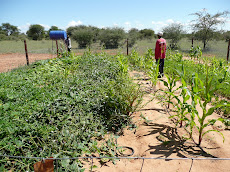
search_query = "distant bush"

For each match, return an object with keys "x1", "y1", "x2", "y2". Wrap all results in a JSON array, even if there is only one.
[
  {"x1": 128, "y1": 28, "x2": 141, "y2": 47},
  {"x1": 26, "y1": 24, "x2": 45, "y2": 40},
  {"x1": 72, "y1": 27, "x2": 94, "y2": 48},
  {"x1": 139, "y1": 29, "x2": 155, "y2": 40},
  {"x1": 99, "y1": 27, "x2": 125, "y2": 49}
]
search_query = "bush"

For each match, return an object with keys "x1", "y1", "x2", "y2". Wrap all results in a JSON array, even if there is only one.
[
  {"x1": 128, "y1": 28, "x2": 141, "y2": 47},
  {"x1": 72, "y1": 28, "x2": 94, "y2": 48},
  {"x1": 99, "y1": 27, "x2": 125, "y2": 49},
  {"x1": 163, "y1": 23, "x2": 185, "y2": 49}
]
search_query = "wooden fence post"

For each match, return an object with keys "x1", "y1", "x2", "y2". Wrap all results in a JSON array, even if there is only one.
[
  {"x1": 24, "y1": 40, "x2": 29, "y2": 65},
  {"x1": 56, "y1": 40, "x2": 59, "y2": 57},
  {"x1": 192, "y1": 37, "x2": 194, "y2": 48},
  {"x1": 126, "y1": 38, "x2": 129, "y2": 56},
  {"x1": 227, "y1": 39, "x2": 230, "y2": 63}
]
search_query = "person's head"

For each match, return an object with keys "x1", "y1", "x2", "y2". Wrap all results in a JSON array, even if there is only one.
[{"x1": 157, "y1": 32, "x2": 163, "y2": 38}]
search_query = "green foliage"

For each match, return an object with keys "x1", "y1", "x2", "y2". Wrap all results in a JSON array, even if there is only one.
[
  {"x1": 159, "y1": 74, "x2": 180, "y2": 109},
  {"x1": 128, "y1": 28, "x2": 141, "y2": 47},
  {"x1": 139, "y1": 29, "x2": 155, "y2": 40},
  {"x1": 26, "y1": 24, "x2": 45, "y2": 40},
  {"x1": 165, "y1": 52, "x2": 230, "y2": 99},
  {"x1": 161, "y1": 64, "x2": 230, "y2": 146},
  {"x1": 163, "y1": 23, "x2": 185, "y2": 49},
  {"x1": 99, "y1": 27, "x2": 125, "y2": 49},
  {"x1": 189, "y1": 46, "x2": 202, "y2": 60},
  {"x1": 162, "y1": 52, "x2": 230, "y2": 146},
  {"x1": 0, "y1": 53, "x2": 143, "y2": 171},
  {"x1": 191, "y1": 9, "x2": 230, "y2": 49},
  {"x1": 0, "y1": 23, "x2": 20, "y2": 36},
  {"x1": 72, "y1": 28, "x2": 94, "y2": 48}
]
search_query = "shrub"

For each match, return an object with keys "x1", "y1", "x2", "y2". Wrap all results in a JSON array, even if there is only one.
[{"x1": 99, "y1": 27, "x2": 125, "y2": 49}]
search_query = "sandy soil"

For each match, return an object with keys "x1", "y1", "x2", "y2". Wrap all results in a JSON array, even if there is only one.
[
  {"x1": 0, "y1": 53, "x2": 229, "y2": 172},
  {"x1": 0, "y1": 53, "x2": 54, "y2": 73}
]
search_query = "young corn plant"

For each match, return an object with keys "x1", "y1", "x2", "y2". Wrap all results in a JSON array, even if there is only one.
[
  {"x1": 148, "y1": 60, "x2": 160, "y2": 87},
  {"x1": 169, "y1": 77, "x2": 192, "y2": 128},
  {"x1": 190, "y1": 66, "x2": 230, "y2": 146},
  {"x1": 189, "y1": 46, "x2": 202, "y2": 61},
  {"x1": 159, "y1": 74, "x2": 180, "y2": 109}
]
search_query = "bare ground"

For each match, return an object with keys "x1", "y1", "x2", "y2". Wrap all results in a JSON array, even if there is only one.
[{"x1": 0, "y1": 53, "x2": 54, "y2": 73}]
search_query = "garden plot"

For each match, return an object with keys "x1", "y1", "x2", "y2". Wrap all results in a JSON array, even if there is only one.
[{"x1": 93, "y1": 71, "x2": 230, "y2": 172}]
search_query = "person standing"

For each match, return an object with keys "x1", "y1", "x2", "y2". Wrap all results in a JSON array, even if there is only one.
[
  {"x1": 155, "y1": 32, "x2": 166, "y2": 78},
  {"x1": 65, "y1": 35, "x2": 71, "y2": 52}
]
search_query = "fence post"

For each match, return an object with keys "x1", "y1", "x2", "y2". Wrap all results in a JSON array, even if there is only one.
[
  {"x1": 56, "y1": 40, "x2": 59, "y2": 57},
  {"x1": 24, "y1": 40, "x2": 29, "y2": 65},
  {"x1": 227, "y1": 39, "x2": 230, "y2": 63},
  {"x1": 126, "y1": 38, "x2": 129, "y2": 56},
  {"x1": 192, "y1": 37, "x2": 194, "y2": 48}
]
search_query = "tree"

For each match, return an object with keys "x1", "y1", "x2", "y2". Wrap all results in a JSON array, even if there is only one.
[
  {"x1": 128, "y1": 28, "x2": 140, "y2": 47},
  {"x1": 139, "y1": 29, "x2": 155, "y2": 39},
  {"x1": 49, "y1": 26, "x2": 59, "y2": 31},
  {"x1": 72, "y1": 27, "x2": 95, "y2": 48},
  {"x1": 163, "y1": 23, "x2": 185, "y2": 49},
  {"x1": 191, "y1": 9, "x2": 229, "y2": 49},
  {"x1": 1, "y1": 23, "x2": 19, "y2": 36},
  {"x1": 26, "y1": 24, "x2": 45, "y2": 40},
  {"x1": 99, "y1": 27, "x2": 125, "y2": 49},
  {"x1": 223, "y1": 31, "x2": 230, "y2": 42}
]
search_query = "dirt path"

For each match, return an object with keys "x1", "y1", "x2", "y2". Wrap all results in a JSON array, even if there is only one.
[
  {"x1": 90, "y1": 71, "x2": 230, "y2": 172},
  {"x1": 0, "y1": 53, "x2": 54, "y2": 73}
]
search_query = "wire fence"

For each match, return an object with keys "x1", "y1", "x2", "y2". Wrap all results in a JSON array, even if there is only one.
[
  {"x1": 1, "y1": 152, "x2": 230, "y2": 172},
  {"x1": 1, "y1": 95, "x2": 230, "y2": 171},
  {"x1": 0, "y1": 38, "x2": 230, "y2": 73}
]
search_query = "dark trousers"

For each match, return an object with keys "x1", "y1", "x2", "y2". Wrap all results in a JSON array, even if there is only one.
[{"x1": 156, "y1": 59, "x2": 164, "y2": 75}]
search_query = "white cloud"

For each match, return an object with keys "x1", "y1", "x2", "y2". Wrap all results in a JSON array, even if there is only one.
[
  {"x1": 67, "y1": 20, "x2": 83, "y2": 27},
  {"x1": 125, "y1": 22, "x2": 131, "y2": 26},
  {"x1": 113, "y1": 23, "x2": 119, "y2": 27},
  {"x1": 18, "y1": 23, "x2": 30, "y2": 33},
  {"x1": 166, "y1": 19, "x2": 174, "y2": 24},
  {"x1": 40, "y1": 24, "x2": 50, "y2": 30},
  {"x1": 151, "y1": 19, "x2": 191, "y2": 32}
]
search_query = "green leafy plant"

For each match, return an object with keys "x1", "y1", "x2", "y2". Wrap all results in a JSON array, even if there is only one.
[
  {"x1": 0, "y1": 52, "x2": 143, "y2": 171},
  {"x1": 189, "y1": 46, "x2": 202, "y2": 61},
  {"x1": 189, "y1": 66, "x2": 230, "y2": 145},
  {"x1": 159, "y1": 74, "x2": 180, "y2": 109},
  {"x1": 148, "y1": 60, "x2": 160, "y2": 87}
]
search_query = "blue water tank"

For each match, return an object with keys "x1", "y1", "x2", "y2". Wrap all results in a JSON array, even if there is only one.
[{"x1": 49, "y1": 30, "x2": 67, "y2": 40}]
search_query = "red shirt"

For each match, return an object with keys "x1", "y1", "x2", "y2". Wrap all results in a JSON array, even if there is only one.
[{"x1": 155, "y1": 38, "x2": 166, "y2": 59}]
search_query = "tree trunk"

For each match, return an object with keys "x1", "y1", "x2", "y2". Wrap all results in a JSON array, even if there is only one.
[{"x1": 203, "y1": 40, "x2": 206, "y2": 49}]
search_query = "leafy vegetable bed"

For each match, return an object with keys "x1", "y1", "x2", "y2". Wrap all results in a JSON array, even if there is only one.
[{"x1": 0, "y1": 53, "x2": 142, "y2": 171}]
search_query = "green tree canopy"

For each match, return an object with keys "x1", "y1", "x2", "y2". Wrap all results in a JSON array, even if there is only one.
[
  {"x1": 139, "y1": 29, "x2": 155, "y2": 39},
  {"x1": 191, "y1": 9, "x2": 229, "y2": 49},
  {"x1": 26, "y1": 24, "x2": 45, "y2": 40},
  {"x1": 99, "y1": 27, "x2": 125, "y2": 49},
  {"x1": 72, "y1": 27, "x2": 95, "y2": 48},
  {"x1": 1, "y1": 23, "x2": 20, "y2": 36},
  {"x1": 128, "y1": 28, "x2": 141, "y2": 47},
  {"x1": 163, "y1": 23, "x2": 185, "y2": 49}
]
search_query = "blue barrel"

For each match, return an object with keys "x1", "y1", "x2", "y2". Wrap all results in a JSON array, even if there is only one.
[{"x1": 49, "y1": 30, "x2": 67, "y2": 40}]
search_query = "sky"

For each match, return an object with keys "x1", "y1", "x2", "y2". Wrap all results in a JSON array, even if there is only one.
[{"x1": 0, "y1": 0, "x2": 230, "y2": 33}]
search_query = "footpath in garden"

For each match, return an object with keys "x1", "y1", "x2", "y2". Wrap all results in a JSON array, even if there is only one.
[{"x1": 90, "y1": 71, "x2": 230, "y2": 172}]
